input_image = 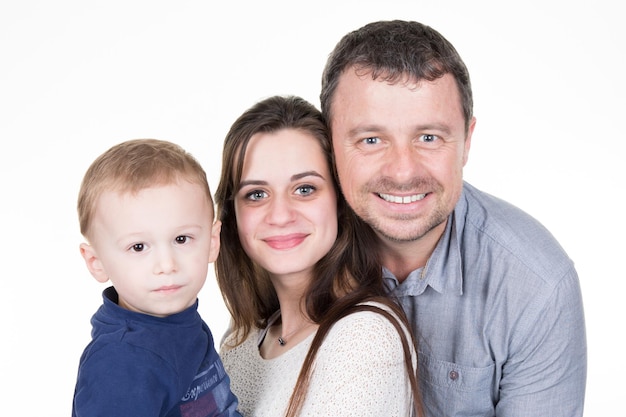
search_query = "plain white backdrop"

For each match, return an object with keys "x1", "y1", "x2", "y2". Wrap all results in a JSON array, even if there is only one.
[{"x1": 1, "y1": 1, "x2": 623, "y2": 415}]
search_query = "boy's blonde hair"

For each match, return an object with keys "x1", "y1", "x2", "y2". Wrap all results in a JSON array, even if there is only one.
[{"x1": 78, "y1": 138, "x2": 213, "y2": 240}]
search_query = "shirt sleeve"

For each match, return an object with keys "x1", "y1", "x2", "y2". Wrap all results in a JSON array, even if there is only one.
[
  {"x1": 298, "y1": 305, "x2": 415, "y2": 417},
  {"x1": 497, "y1": 267, "x2": 587, "y2": 416}
]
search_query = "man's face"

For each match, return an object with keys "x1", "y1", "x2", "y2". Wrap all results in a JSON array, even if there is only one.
[{"x1": 329, "y1": 69, "x2": 474, "y2": 244}]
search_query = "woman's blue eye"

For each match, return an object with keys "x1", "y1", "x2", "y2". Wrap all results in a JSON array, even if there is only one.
[
  {"x1": 246, "y1": 190, "x2": 267, "y2": 201},
  {"x1": 296, "y1": 185, "x2": 316, "y2": 196}
]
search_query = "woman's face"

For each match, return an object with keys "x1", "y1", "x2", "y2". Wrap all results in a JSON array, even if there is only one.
[{"x1": 234, "y1": 128, "x2": 337, "y2": 282}]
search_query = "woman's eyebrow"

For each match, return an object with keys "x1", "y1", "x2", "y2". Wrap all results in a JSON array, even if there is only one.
[{"x1": 291, "y1": 171, "x2": 324, "y2": 181}]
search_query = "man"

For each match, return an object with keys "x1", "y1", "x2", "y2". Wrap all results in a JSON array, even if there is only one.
[{"x1": 321, "y1": 20, "x2": 586, "y2": 416}]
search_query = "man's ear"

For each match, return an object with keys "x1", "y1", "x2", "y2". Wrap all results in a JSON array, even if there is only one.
[
  {"x1": 463, "y1": 116, "x2": 476, "y2": 166},
  {"x1": 79, "y1": 243, "x2": 109, "y2": 283},
  {"x1": 208, "y1": 220, "x2": 222, "y2": 263}
]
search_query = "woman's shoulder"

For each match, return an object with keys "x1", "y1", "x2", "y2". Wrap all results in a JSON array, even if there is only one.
[
  {"x1": 322, "y1": 300, "x2": 410, "y2": 353},
  {"x1": 310, "y1": 299, "x2": 416, "y2": 390},
  {"x1": 220, "y1": 328, "x2": 259, "y2": 356},
  {"x1": 335, "y1": 300, "x2": 404, "y2": 327}
]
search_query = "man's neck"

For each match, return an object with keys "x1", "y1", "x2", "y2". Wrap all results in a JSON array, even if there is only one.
[{"x1": 379, "y1": 221, "x2": 446, "y2": 283}]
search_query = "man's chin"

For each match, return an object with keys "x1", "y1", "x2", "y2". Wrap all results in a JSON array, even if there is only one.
[
  {"x1": 370, "y1": 215, "x2": 447, "y2": 244},
  {"x1": 376, "y1": 228, "x2": 425, "y2": 243}
]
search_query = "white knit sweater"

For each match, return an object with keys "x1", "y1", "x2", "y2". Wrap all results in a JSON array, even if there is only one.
[{"x1": 220, "y1": 302, "x2": 416, "y2": 417}]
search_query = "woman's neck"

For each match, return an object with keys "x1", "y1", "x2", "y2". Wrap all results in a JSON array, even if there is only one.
[{"x1": 260, "y1": 275, "x2": 318, "y2": 359}]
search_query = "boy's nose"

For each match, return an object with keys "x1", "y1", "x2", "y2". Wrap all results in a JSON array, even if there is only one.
[{"x1": 153, "y1": 248, "x2": 178, "y2": 275}]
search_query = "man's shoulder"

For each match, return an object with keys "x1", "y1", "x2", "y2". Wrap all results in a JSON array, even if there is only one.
[
  {"x1": 461, "y1": 182, "x2": 543, "y2": 228},
  {"x1": 458, "y1": 182, "x2": 574, "y2": 283}
]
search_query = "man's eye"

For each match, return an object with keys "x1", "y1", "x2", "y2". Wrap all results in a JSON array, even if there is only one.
[
  {"x1": 295, "y1": 185, "x2": 316, "y2": 196},
  {"x1": 420, "y1": 134, "x2": 438, "y2": 143},
  {"x1": 175, "y1": 235, "x2": 188, "y2": 244},
  {"x1": 131, "y1": 243, "x2": 145, "y2": 252},
  {"x1": 363, "y1": 137, "x2": 380, "y2": 145},
  {"x1": 245, "y1": 190, "x2": 267, "y2": 201}
]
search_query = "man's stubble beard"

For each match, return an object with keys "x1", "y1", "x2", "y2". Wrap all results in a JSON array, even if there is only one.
[{"x1": 354, "y1": 177, "x2": 452, "y2": 243}]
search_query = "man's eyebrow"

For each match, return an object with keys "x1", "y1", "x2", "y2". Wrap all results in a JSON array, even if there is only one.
[
  {"x1": 347, "y1": 123, "x2": 452, "y2": 137},
  {"x1": 417, "y1": 123, "x2": 452, "y2": 135},
  {"x1": 346, "y1": 124, "x2": 385, "y2": 137}
]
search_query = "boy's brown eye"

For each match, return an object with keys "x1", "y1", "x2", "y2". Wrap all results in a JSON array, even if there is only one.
[
  {"x1": 175, "y1": 236, "x2": 188, "y2": 244},
  {"x1": 132, "y1": 243, "x2": 144, "y2": 252}
]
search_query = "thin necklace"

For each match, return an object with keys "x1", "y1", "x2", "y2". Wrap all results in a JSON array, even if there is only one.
[{"x1": 278, "y1": 321, "x2": 315, "y2": 346}]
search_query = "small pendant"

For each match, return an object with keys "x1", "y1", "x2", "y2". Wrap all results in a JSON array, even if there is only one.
[{"x1": 278, "y1": 337, "x2": 286, "y2": 346}]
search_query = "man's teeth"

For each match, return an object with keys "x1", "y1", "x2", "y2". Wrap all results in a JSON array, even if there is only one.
[{"x1": 378, "y1": 193, "x2": 427, "y2": 204}]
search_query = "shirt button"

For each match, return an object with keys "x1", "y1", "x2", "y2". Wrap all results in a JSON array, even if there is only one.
[{"x1": 449, "y1": 370, "x2": 459, "y2": 381}]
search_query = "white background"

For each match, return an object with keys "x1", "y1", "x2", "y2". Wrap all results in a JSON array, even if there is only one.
[{"x1": 1, "y1": 1, "x2": 623, "y2": 415}]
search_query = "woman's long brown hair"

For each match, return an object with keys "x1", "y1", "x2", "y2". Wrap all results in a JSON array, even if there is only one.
[{"x1": 214, "y1": 95, "x2": 423, "y2": 416}]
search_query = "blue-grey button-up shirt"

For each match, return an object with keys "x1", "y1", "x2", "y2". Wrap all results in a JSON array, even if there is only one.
[{"x1": 385, "y1": 182, "x2": 587, "y2": 417}]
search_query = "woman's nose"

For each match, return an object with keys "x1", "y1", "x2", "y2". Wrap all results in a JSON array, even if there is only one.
[{"x1": 265, "y1": 195, "x2": 297, "y2": 226}]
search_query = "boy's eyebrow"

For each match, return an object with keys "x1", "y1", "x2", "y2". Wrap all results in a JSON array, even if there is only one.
[{"x1": 237, "y1": 171, "x2": 325, "y2": 190}]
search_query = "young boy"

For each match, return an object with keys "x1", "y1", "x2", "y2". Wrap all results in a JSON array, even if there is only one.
[{"x1": 72, "y1": 139, "x2": 241, "y2": 417}]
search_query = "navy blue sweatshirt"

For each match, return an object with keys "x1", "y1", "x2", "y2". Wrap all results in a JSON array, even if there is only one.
[{"x1": 72, "y1": 286, "x2": 241, "y2": 417}]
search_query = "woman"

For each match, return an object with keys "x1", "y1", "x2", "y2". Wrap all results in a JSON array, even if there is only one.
[{"x1": 215, "y1": 95, "x2": 422, "y2": 417}]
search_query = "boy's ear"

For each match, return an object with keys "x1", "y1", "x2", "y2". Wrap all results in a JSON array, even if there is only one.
[
  {"x1": 79, "y1": 243, "x2": 109, "y2": 283},
  {"x1": 208, "y1": 220, "x2": 222, "y2": 263}
]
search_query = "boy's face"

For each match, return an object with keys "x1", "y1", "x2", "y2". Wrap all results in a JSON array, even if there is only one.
[{"x1": 80, "y1": 180, "x2": 220, "y2": 317}]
